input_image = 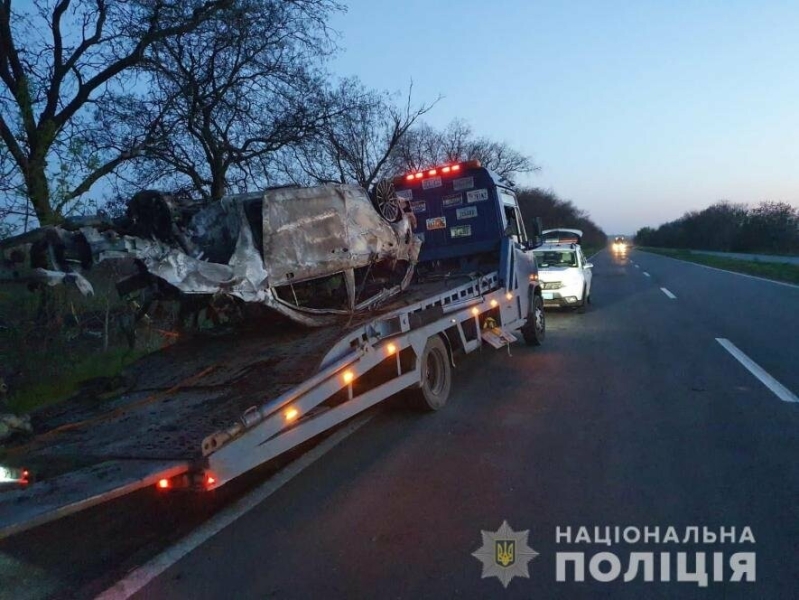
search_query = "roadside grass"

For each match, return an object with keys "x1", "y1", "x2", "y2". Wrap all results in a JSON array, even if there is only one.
[
  {"x1": 0, "y1": 261, "x2": 175, "y2": 416},
  {"x1": 7, "y1": 347, "x2": 149, "y2": 415},
  {"x1": 638, "y1": 247, "x2": 799, "y2": 285}
]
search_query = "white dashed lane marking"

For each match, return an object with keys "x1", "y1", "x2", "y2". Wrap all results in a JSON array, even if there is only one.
[{"x1": 716, "y1": 338, "x2": 799, "y2": 403}]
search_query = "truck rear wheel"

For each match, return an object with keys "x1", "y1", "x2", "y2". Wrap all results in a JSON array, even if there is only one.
[
  {"x1": 410, "y1": 336, "x2": 451, "y2": 411},
  {"x1": 522, "y1": 294, "x2": 546, "y2": 346}
]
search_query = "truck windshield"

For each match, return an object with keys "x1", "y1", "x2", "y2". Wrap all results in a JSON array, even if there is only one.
[{"x1": 534, "y1": 250, "x2": 577, "y2": 268}]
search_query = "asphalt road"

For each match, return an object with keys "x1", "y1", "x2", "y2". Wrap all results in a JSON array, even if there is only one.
[
  {"x1": 133, "y1": 249, "x2": 799, "y2": 599},
  {"x1": 3, "y1": 248, "x2": 799, "y2": 599}
]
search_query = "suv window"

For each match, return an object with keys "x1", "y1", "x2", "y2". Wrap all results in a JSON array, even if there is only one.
[{"x1": 534, "y1": 250, "x2": 578, "y2": 268}]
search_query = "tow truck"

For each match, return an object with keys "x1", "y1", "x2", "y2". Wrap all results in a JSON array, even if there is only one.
[{"x1": 0, "y1": 159, "x2": 545, "y2": 539}]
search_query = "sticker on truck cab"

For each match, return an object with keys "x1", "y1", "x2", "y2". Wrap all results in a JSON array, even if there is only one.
[
  {"x1": 456, "y1": 206, "x2": 478, "y2": 219},
  {"x1": 426, "y1": 217, "x2": 447, "y2": 230},
  {"x1": 410, "y1": 200, "x2": 427, "y2": 213},
  {"x1": 396, "y1": 189, "x2": 412, "y2": 200},
  {"x1": 466, "y1": 189, "x2": 489, "y2": 203},
  {"x1": 453, "y1": 176, "x2": 474, "y2": 191},
  {"x1": 422, "y1": 176, "x2": 443, "y2": 190},
  {"x1": 450, "y1": 225, "x2": 472, "y2": 238},
  {"x1": 442, "y1": 193, "x2": 462, "y2": 208}
]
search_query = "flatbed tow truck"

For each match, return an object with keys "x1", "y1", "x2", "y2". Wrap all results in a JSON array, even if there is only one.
[{"x1": 0, "y1": 160, "x2": 545, "y2": 539}]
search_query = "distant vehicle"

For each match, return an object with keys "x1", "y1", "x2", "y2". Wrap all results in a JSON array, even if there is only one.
[
  {"x1": 533, "y1": 239, "x2": 593, "y2": 311},
  {"x1": 612, "y1": 236, "x2": 628, "y2": 253}
]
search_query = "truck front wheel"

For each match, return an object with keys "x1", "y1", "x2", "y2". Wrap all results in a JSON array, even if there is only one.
[
  {"x1": 522, "y1": 294, "x2": 546, "y2": 346},
  {"x1": 410, "y1": 336, "x2": 452, "y2": 411}
]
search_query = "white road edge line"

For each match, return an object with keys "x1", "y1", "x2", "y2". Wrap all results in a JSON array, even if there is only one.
[
  {"x1": 634, "y1": 264, "x2": 640, "y2": 269},
  {"x1": 716, "y1": 338, "x2": 799, "y2": 403},
  {"x1": 660, "y1": 287, "x2": 676, "y2": 299},
  {"x1": 96, "y1": 413, "x2": 376, "y2": 600},
  {"x1": 643, "y1": 271, "x2": 651, "y2": 277}
]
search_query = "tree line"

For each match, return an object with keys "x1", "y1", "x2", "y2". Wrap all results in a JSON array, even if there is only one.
[
  {"x1": 635, "y1": 201, "x2": 799, "y2": 255},
  {"x1": 517, "y1": 188, "x2": 607, "y2": 248},
  {"x1": 1, "y1": 0, "x2": 542, "y2": 236}
]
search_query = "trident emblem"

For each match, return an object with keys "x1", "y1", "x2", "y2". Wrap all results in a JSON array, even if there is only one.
[{"x1": 495, "y1": 540, "x2": 516, "y2": 567}]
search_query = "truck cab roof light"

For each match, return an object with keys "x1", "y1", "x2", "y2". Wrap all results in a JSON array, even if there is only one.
[{"x1": 393, "y1": 160, "x2": 481, "y2": 186}]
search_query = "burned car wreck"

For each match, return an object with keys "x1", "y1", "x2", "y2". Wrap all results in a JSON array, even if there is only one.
[{"x1": 1, "y1": 184, "x2": 422, "y2": 327}]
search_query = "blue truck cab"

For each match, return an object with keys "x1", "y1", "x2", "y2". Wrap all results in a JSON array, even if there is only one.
[
  {"x1": 392, "y1": 159, "x2": 537, "y2": 271},
  {"x1": 390, "y1": 160, "x2": 545, "y2": 344}
]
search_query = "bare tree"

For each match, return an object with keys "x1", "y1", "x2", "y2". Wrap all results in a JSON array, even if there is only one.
[
  {"x1": 391, "y1": 119, "x2": 538, "y2": 182},
  {"x1": 278, "y1": 79, "x2": 438, "y2": 191},
  {"x1": 118, "y1": 0, "x2": 342, "y2": 202},
  {"x1": 0, "y1": 0, "x2": 233, "y2": 229}
]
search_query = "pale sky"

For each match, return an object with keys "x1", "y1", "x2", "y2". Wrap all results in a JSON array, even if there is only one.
[{"x1": 328, "y1": 0, "x2": 799, "y2": 233}]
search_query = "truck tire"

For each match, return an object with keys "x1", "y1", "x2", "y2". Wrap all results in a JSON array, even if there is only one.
[
  {"x1": 409, "y1": 335, "x2": 452, "y2": 411},
  {"x1": 522, "y1": 294, "x2": 546, "y2": 346}
]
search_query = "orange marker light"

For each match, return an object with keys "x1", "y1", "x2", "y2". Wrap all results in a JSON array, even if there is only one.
[
  {"x1": 471, "y1": 307, "x2": 479, "y2": 316},
  {"x1": 285, "y1": 407, "x2": 299, "y2": 422},
  {"x1": 206, "y1": 475, "x2": 216, "y2": 486},
  {"x1": 386, "y1": 343, "x2": 397, "y2": 355},
  {"x1": 506, "y1": 292, "x2": 513, "y2": 300},
  {"x1": 157, "y1": 478, "x2": 170, "y2": 489},
  {"x1": 490, "y1": 299, "x2": 499, "y2": 308},
  {"x1": 343, "y1": 370, "x2": 355, "y2": 384}
]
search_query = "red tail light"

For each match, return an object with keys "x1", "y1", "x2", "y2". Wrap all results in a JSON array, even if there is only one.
[{"x1": 157, "y1": 478, "x2": 170, "y2": 489}]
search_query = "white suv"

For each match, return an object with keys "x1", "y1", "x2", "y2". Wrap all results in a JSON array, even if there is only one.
[{"x1": 533, "y1": 243, "x2": 593, "y2": 310}]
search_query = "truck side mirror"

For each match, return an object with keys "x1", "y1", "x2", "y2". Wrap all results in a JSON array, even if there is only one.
[{"x1": 528, "y1": 217, "x2": 544, "y2": 248}]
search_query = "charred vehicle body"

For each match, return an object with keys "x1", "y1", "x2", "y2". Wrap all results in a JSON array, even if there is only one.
[{"x1": 1, "y1": 184, "x2": 421, "y2": 327}]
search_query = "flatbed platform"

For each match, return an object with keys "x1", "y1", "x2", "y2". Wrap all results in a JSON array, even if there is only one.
[{"x1": 0, "y1": 272, "x2": 504, "y2": 536}]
